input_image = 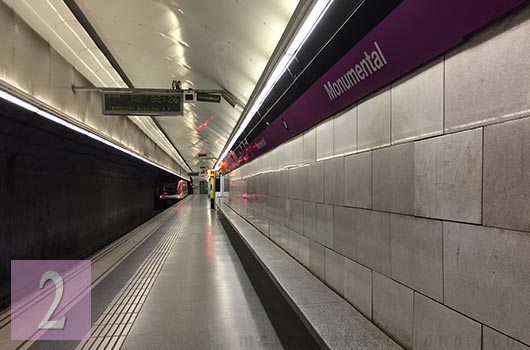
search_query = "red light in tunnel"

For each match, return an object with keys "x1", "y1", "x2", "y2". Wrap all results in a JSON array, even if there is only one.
[
  {"x1": 159, "y1": 195, "x2": 163, "y2": 199},
  {"x1": 195, "y1": 120, "x2": 210, "y2": 132}
]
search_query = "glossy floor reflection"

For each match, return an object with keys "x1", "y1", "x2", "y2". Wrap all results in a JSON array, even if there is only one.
[{"x1": 122, "y1": 195, "x2": 283, "y2": 350}]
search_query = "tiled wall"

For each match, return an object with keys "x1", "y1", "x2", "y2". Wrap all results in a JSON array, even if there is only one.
[{"x1": 227, "y1": 5, "x2": 530, "y2": 350}]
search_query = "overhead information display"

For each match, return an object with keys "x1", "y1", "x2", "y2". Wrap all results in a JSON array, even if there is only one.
[{"x1": 102, "y1": 91, "x2": 183, "y2": 116}]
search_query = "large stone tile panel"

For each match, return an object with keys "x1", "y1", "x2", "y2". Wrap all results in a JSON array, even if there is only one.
[
  {"x1": 357, "y1": 88, "x2": 391, "y2": 151},
  {"x1": 324, "y1": 157, "x2": 345, "y2": 205},
  {"x1": 334, "y1": 106, "x2": 357, "y2": 156},
  {"x1": 344, "y1": 151, "x2": 372, "y2": 209},
  {"x1": 373, "y1": 143, "x2": 414, "y2": 215},
  {"x1": 344, "y1": 258, "x2": 372, "y2": 319},
  {"x1": 297, "y1": 234, "x2": 311, "y2": 268},
  {"x1": 444, "y1": 222, "x2": 530, "y2": 345},
  {"x1": 391, "y1": 58, "x2": 444, "y2": 143},
  {"x1": 483, "y1": 117, "x2": 530, "y2": 232},
  {"x1": 414, "y1": 129, "x2": 482, "y2": 223},
  {"x1": 303, "y1": 128, "x2": 316, "y2": 163},
  {"x1": 445, "y1": 6, "x2": 530, "y2": 132},
  {"x1": 356, "y1": 209, "x2": 391, "y2": 275},
  {"x1": 303, "y1": 201, "x2": 317, "y2": 240},
  {"x1": 373, "y1": 273, "x2": 414, "y2": 349},
  {"x1": 288, "y1": 166, "x2": 303, "y2": 199},
  {"x1": 390, "y1": 214, "x2": 443, "y2": 301},
  {"x1": 309, "y1": 240, "x2": 326, "y2": 281},
  {"x1": 317, "y1": 118, "x2": 334, "y2": 160},
  {"x1": 325, "y1": 248, "x2": 345, "y2": 296},
  {"x1": 307, "y1": 162, "x2": 324, "y2": 203},
  {"x1": 333, "y1": 205, "x2": 357, "y2": 260},
  {"x1": 483, "y1": 327, "x2": 530, "y2": 350},
  {"x1": 316, "y1": 203, "x2": 334, "y2": 249},
  {"x1": 414, "y1": 293, "x2": 481, "y2": 350},
  {"x1": 285, "y1": 199, "x2": 303, "y2": 234}
]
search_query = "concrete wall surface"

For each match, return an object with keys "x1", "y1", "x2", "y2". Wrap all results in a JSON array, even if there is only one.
[
  {"x1": 227, "y1": 5, "x2": 530, "y2": 350},
  {"x1": 0, "y1": 100, "x2": 166, "y2": 304}
]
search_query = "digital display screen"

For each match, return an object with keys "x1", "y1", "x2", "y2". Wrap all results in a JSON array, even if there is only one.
[{"x1": 102, "y1": 91, "x2": 183, "y2": 116}]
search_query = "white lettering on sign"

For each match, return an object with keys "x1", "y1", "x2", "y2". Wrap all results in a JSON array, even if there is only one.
[{"x1": 323, "y1": 41, "x2": 388, "y2": 101}]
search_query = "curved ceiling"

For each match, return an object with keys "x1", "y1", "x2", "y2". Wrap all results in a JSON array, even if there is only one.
[{"x1": 73, "y1": 0, "x2": 300, "y2": 172}]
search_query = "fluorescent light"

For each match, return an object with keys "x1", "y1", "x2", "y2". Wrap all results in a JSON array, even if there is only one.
[
  {"x1": 215, "y1": 0, "x2": 334, "y2": 168},
  {"x1": 0, "y1": 89, "x2": 189, "y2": 181},
  {"x1": 0, "y1": 90, "x2": 39, "y2": 112}
]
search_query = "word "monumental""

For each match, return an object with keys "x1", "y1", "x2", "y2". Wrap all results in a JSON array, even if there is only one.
[{"x1": 323, "y1": 41, "x2": 387, "y2": 101}]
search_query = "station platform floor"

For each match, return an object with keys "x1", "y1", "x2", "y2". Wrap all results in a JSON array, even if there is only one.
[{"x1": 4, "y1": 195, "x2": 283, "y2": 350}]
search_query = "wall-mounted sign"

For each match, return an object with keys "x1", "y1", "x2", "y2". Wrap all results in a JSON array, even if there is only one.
[
  {"x1": 102, "y1": 90, "x2": 183, "y2": 116},
  {"x1": 226, "y1": 0, "x2": 526, "y2": 171}
]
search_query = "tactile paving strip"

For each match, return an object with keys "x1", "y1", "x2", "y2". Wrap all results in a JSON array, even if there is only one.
[{"x1": 75, "y1": 219, "x2": 182, "y2": 350}]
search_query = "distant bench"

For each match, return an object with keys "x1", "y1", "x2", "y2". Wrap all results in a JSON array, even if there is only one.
[{"x1": 219, "y1": 203, "x2": 403, "y2": 350}]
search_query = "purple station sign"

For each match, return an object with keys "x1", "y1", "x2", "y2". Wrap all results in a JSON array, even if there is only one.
[{"x1": 230, "y1": 0, "x2": 528, "y2": 168}]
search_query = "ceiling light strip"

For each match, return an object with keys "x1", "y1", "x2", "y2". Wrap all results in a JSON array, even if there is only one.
[
  {"x1": 214, "y1": 0, "x2": 334, "y2": 169},
  {"x1": 0, "y1": 88, "x2": 189, "y2": 181}
]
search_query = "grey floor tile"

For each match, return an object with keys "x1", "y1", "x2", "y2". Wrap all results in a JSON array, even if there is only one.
[{"x1": 122, "y1": 196, "x2": 282, "y2": 350}]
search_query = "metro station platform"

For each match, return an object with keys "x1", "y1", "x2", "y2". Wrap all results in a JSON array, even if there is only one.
[
  {"x1": 2, "y1": 1, "x2": 530, "y2": 349},
  {"x1": 1, "y1": 196, "x2": 284, "y2": 350}
]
